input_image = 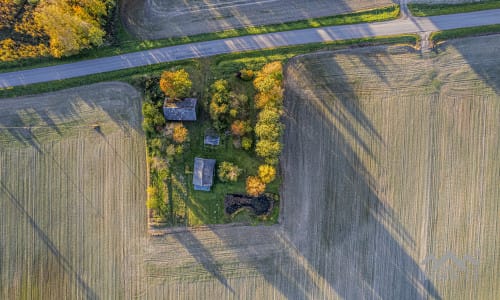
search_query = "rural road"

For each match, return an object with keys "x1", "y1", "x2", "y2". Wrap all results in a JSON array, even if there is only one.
[{"x1": 1, "y1": 9, "x2": 500, "y2": 88}]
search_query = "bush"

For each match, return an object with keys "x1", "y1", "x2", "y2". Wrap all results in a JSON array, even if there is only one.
[
  {"x1": 246, "y1": 176, "x2": 266, "y2": 196},
  {"x1": 239, "y1": 69, "x2": 254, "y2": 81},
  {"x1": 172, "y1": 124, "x2": 189, "y2": 143},
  {"x1": 242, "y1": 137, "x2": 253, "y2": 151},
  {"x1": 146, "y1": 186, "x2": 161, "y2": 210},
  {"x1": 159, "y1": 69, "x2": 192, "y2": 100},
  {"x1": 258, "y1": 165, "x2": 276, "y2": 184},
  {"x1": 231, "y1": 120, "x2": 251, "y2": 137},
  {"x1": 255, "y1": 122, "x2": 282, "y2": 140},
  {"x1": 218, "y1": 162, "x2": 242, "y2": 182},
  {"x1": 255, "y1": 139, "x2": 282, "y2": 160}
]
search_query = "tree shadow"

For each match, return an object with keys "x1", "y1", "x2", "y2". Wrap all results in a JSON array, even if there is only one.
[
  {"x1": 0, "y1": 181, "x2": 99, "y2": 300},
  {"x1": 272, "y1": 57, "x2": 441, "y2": 299},
  {"x1": 172, "y1": 231, "x2": 235, "y2": 294}
]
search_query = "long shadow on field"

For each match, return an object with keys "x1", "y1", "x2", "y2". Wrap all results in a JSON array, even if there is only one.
[
  {"x1": 0, "y1": 181, "x2": 98, "y2": 300},
  {"x1": 275, "y1": 59, "x2": 441, "y2": 299},
  {"x1": 173, "y1": 231, "x2": 235, "y2": 294},
  {"x1": 121, "y1": 0, "x2": 369, "y2": 40}
]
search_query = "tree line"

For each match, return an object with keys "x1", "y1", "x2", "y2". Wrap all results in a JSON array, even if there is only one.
[{"x1": 0, "y1": 0, "x2": 115, "y2": 61}]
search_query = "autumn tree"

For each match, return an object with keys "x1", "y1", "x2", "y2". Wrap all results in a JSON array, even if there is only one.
[
  {"x1": 160, "y1": 69, "x2": 192, "y2": 100},
  {"x1": 258, "y1": 165, "x2": 276, "y2": 184},
  {"x1": 231, "y1": 120, "x2": 251, "y2": 137},
  {"x1": 172, "y1": 124, "x2": 189, "y2": 143},
  {"x1": 246, "y1": 176, "x2": 266, "y2": 196},
  {"x1": 218, "y1": 162, "x2": 242, "y2": 182},
  {"x1": 209, "y1": 79, "x2": 231, "y2": 130}
]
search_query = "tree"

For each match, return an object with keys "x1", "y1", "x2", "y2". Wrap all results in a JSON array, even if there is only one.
[
  {"x1": 231, "y1": 120, "x2": 251, "y2": 137},
  {"x1": 142, "y1": 101, "x2": 165, "y2": 136},
  {"x1": 258, "y1": 165, "x2": 276, "y2": 184},
  {"x1": 246, "y1": 176, "x2": 266, "y2": 196},
  {"x1": 255, "y1": 140, "x2": 281, "y2": 160},
  {"x1": 255, "y1": 122, "x2": 282, "y2": 140},
  {"x1": 160, "y1": 69, "x2": 192, "y2": 100},
  {"x1": 218, "y1": 162, "x2": 242, "y2": 182},
  {"x1": 257, "y1": 108, "x2": 282, "y2": 124},
  {"x1": 172, "y1": 124, "x2": 188, "y2": 143},
  {"x1": 209, "y1": 79, "x2": 231, "y2": 130}
]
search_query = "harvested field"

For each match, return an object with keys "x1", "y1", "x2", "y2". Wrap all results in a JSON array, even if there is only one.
[
  {"x1": 121, "y1": 0, "x2": 394, "y2": 39},
  {"x1": 3, "y1": 35, "x2": 500, "y2": 299},
  {"x1": 0, "y1": 82, "x2": 148, "y2": 299},
  {"x1": 281, "y1": 35, "x2": 500, "y2": 299}
]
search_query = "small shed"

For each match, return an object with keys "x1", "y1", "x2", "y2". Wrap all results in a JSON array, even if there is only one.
[
  {"x1": 204, "y1": 129, "x2": 220, "y2": 146},
  {"x1": 163, "y1": 98, "x2": 197, "y2": 121},
  {"x1": 193, "y1": 158, "x2": 216, "y2": 191}
]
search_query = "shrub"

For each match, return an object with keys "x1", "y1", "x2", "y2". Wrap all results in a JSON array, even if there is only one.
[
  {"x1": 246, "y1": 176, "x2": 266, "y2": 196},
  {"x1": 172, "y1": 124, "x2": 188, "y2": 143},
  {"x1": 258, "y1": 165, "x2": 276, "y2": 184},
  {"x1": 159, "y1": 69, "x2": 192, "y2": 100},
  {"x1": 255, "y1": 140, "x2": 282, "y2": 160},
  {"x1": 146, "y1": 186, "x2": 161, "y2": 210},
  {"x1": 239, "y1": 69, "x2": 254, "y2": 81},
  {"x1": 242, "y1": 137, "x2": 253, "y2": 151},
  {"x1": 218, "y1": 162, "x2": 242, "y2": 182},
  {"x1": 231, "y1": 120, "x2": 251, "y2": 137},
  {"x1": 255, "y1": 122, "x2": 282, "y2": 140}
]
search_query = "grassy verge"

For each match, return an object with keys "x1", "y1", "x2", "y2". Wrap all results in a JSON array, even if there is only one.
[
  {"x1": 0, "y1": 34, "x2": 418, "y2": 99},
  {"x1": 430, "y1": 24, "x2": 500, "y2": 43},
  {"x1": 408, "y1": 0, "x2": 500, "y2": 16},
  {"x1": 0, "y1": 5, "x2": 399, "y2": 74}
]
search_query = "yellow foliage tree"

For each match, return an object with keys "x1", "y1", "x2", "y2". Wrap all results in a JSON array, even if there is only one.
[
  {"x1": 160, "y1": 69, "x2": 192, "y2": 100},
  {"x1": 246, "y1": 176, "x2": 266, "y2": 197},
  {"x1": 258, "y1": 164, "x2": 276, "y2": 184},
  {"x1": 172, "y1": 124, "x2": 189, "y2": 144}
]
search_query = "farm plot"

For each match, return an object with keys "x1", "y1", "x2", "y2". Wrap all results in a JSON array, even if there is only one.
[
  {"x1": 281, "y1": 35, "x2": 500, "y2": 299},
  {"x1": 0, "y1": 82, "x2": 148, "y2": 299},
  {"x1": 121, "y1": 0, "x2": 394, "y2": 39}
]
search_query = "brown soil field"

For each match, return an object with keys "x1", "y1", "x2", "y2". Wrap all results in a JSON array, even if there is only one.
[
  {"x1": 0, "y1": 82, "x2": 148, "y2": 299},
  {"x1": 281, "y1": 35, "x2": 500, "y2": 299},
  {"x1": 2, "y1": 35, "x2": 500, "y2": 299},
  {"x1": 121, "y1": 0, "x2": 394, "y2": 39}
]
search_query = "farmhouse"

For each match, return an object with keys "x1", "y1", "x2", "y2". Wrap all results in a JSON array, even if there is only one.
[
  {"x1": 163, "y1": 98, "x2": 197, "y2": 121},
  {"x1": 193, "y1": 157, "x2": 216, "y2": 191}
]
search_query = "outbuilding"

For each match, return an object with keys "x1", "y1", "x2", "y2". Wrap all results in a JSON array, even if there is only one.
[
  {"x1": 193, "y1": 157, "x2": 216, "y2": 191},
  {"x1": 163, "y1": 98, "x2": 197, "y2": 121}
]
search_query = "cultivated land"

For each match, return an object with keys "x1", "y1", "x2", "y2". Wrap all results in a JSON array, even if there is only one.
[
  {"x1": 2, "y1": 35, "x2": 500, "y2": 299},
  {"x1": 121, "y1": 0, "x2": 394, "y2": 39},
  {"x1": 281, "y1": 35, "x2": 500, "y2": 299},
  {"x1": 0, "y1": 83, "x2": 148, "y2": 299}
]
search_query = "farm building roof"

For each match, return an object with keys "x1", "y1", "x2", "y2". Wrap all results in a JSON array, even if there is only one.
[
  {"x1": 193, "y1": 157, "x2": 216, "y2": 191},
  {"x1": 204, "y1": 134, "x2": 220, "y2": 146},
  {"x1": 163, "y1": 98, "x2": 197, "y2": 121}
]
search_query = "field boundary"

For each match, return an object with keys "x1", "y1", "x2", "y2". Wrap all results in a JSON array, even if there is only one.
[
  {"x1": 430, "y1": 24, "x2": 500, "y2": 44},
  {"x1": 408, "y1": 0, "x2": 500, "y2": 16},
  {"x1": 0, "y1": 5, "x2": 399, "y2": 74}
]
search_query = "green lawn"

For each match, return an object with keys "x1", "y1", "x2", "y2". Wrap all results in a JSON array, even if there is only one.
[
  {"x1": 408, "y1": 0, "x2": 500, "y2": 16},
  {"x1": 0, "y1": 5, "x2": 399, "y2": 73},
  {"x1": 430, "y1": 24, "x2": 500, "y2": 43}
]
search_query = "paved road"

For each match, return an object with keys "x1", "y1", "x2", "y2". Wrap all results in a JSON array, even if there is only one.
[{"x1": 1, "y1": 9, "x2": 500, "y2": 88}]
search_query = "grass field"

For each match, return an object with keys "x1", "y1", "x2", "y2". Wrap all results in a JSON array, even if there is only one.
[
  {"x1": 122, "y1": 0, "x2": 394, "y2": 39},
  {"x1": 409, "y1": 0, "x2": 500, "y2": 16}
]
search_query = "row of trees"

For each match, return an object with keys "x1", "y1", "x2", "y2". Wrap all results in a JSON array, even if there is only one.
[
  {"x1": 245, "y1": 62, "x2": 283, "y2": 196},
  {"x1": 0, "y1": 0, "x2": 115, "y2": 61}
]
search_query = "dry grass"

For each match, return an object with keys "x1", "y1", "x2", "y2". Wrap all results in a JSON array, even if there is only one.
[{"x1": 121, "y1": 0, "x2": 394, "y2": 39}]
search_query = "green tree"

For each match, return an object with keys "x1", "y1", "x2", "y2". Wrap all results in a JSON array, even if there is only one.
[{"x1": 160, "y1": 69, "x2": 192, "y2": 100}]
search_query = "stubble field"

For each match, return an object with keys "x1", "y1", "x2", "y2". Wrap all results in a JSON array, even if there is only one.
[
  {"x1": 121, "y1": 0, "x2": 394, "y2": 39},
  {"x1": 2, "y1": 35, "x2": 500, "y2": 299}
]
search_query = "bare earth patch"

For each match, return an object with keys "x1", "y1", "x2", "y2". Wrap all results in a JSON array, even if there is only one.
[{"x1": 121, "y1": 0, "x2": 394, "y2": 39}]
